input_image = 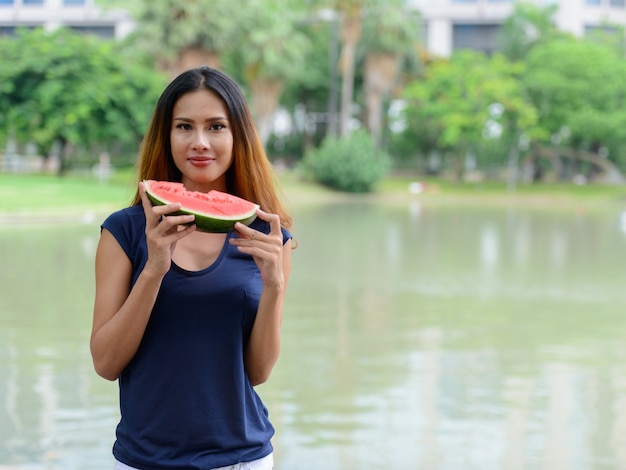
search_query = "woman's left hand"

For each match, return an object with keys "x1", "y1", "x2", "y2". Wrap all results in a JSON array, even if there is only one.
[{"x1": 230, "y1": 209, "x2": 285, "y2": 289}]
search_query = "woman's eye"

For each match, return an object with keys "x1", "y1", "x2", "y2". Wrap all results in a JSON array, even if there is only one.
[
  {"x1": 177, "y1": 123, "x2": 192, "y2": 131},
  {"x1": 210, "y1": 123, "x2": 226, "y2": 131}
]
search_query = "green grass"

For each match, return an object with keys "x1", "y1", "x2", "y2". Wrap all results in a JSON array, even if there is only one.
[
  {"x1": 1, "y1": 170, "x2": 625, "y2": 219},
  {"x1": 0, "y1": 170, "x2": 136, "y2": 216},
  {"x1": 376, "y1": 175, "x2": 626, "y2": 207}
]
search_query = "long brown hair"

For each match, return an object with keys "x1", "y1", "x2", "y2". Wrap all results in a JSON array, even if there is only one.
[{"x1": 131, "y1": 66, "x2": 292, "y2": 229}]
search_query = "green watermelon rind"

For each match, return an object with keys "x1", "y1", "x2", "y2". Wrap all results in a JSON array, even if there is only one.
[{"x1": 144, "y1": 181, "x2": 259, "y2": 233}]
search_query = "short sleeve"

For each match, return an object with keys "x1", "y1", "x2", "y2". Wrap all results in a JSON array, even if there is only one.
[{"x1": 100, "y1": 205, "x2": 148, "y2": 279}]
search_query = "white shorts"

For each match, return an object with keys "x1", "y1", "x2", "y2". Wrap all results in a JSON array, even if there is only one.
[{"x1": 114, "y1": 452, "x2": 273, "y2": 470}]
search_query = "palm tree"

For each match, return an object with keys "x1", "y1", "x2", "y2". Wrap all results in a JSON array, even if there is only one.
[
  {"x1": 105, "y1": 0, "x2": 312, "y2": 145},
  {"x1": 122, "y1": 0, "x2": 241, "y2": 76},
  {"x1": 360, "y1": 1, "x2": 421, "y2": 146},
  {"x1": 334, "y1": 0, "x2": 365, "y2": 137},
  {"x1": 237, "y1": 1, "x2": 311, "y2": 145}
]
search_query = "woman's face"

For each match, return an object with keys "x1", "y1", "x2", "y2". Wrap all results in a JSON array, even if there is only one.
[{"x1": 170, "y1": 89, "x2": 234, "y2": 193}]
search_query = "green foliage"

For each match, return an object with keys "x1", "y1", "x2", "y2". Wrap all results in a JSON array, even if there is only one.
[
  {"x1": 237, "y1": 1, "x2": 312, "y2": 81},
  {"x1": 399, "y1": 51, "x2": 538, "y2": 174},
  {"x1": 104, "y1": 0, "x2": 241, "y2": 61},
  {"x1": 276, "y1": 20, "x2": 333, "y2": 109},
  {"x1": 13, "y1": 0, "x2": 626, "y2": 181},
  {"x1": 0, "y1": 27, "x2": 167, "y2": 169},
  {"x1": 105, "y1": 0, "x2": 314, "y2": 81},
  {"x1": 302, "y1": 129, "x2": 390, "y2": 192},
  {"x1": 360, "y1": 0, "x2": 421, "y2": 56},
  {"x1": 522, "y1": 36, "x2": 626, "y2": 168},
  {"x1": 585, "y1": 23, "x2": 626, "y2": 58},
  {"x1": 498, "y1": 2, "x2": 561, "y2": 61}
]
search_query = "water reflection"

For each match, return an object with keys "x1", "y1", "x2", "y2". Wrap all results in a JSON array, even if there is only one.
[
  {"x1": 0, "y1": 224, "x2": 118, "y2": 469},
  {"x1": 271, "y1": 201, "x2": 626, "y2": 469},
  {"x1": 1, "y1": 202, "x2": 626, "y2": 469}
]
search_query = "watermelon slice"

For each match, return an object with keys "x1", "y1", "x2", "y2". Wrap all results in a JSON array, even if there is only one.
[{"x1": 144, "y1": 180, "x2": 259, "y2": 233}]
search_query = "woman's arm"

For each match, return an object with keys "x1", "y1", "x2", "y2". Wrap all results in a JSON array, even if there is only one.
[
  {"x1": 90, "y1": 183, "x2": 196, "y2": 381},
  {"x1": 90, "y1": 230, "x2": 165, "y2": 380},
  {"x1": 245, "y1": 240, "x2": 291, "y2": 385},
  {"x1": 231, "y1": 211, "x2": 292, "y2": 386}
]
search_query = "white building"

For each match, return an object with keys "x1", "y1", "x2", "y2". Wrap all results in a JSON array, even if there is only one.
[
  {"x1": 2, "y1": 0, "x2": 626, "y2": 54},
  {"x1": 408, "y1": 0, "x2": 626, "y2": 57},
  {"x1": 0, "y1": 0, "x2": 134, "y2": 39}
]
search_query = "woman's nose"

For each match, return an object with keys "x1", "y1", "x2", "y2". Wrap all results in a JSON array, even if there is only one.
[{"x1": 192, "y1": 132, "x2": 210, "y2": 150}]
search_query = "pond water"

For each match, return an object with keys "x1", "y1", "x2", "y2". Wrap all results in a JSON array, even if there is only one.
[{"x1": 1, "y1": 197, "x2": 626, "y2": 470}]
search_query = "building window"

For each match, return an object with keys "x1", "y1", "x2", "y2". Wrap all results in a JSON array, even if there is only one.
[
  {"x1": 64, "y1": 0, "x2": 86, "y2": 4},
  {"x1": 610, "y1": 0, "x2": 625, "y2": 7},
  {"x1": 0, "y1": 24, "x2": 39, "y2": 34},
  {"x1": 452, "y1": 0, "x2": 478, "y2": 3},
  {"x1": 22, "y1": 0, "x2": 44, "y2": 4},
  {"x1": 453, "y1": 23, "x2": 501, "y2": 55},
  {"x1": 0, "y1": 0, "x2": 14, "y2": 5},
  {"x1": 586, "y1": 24, "x2": 619, "y2": 36},
  {"x1": 487, "y1": 0, "x2": 514, "y2": 2},
  {"x1": 68, "y1": 25, "x2": 115, "y2": 38},
  {"x1": 585, "y1": 0, "x2": 601, "y2": 5}
]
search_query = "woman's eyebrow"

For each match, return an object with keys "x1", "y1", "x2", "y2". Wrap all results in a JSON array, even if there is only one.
[{"x1": 173, "y1": 116, "x2": 229, "y2": 122}]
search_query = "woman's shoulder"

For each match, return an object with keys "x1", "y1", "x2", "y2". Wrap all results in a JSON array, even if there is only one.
[
  {"x1": 102, "y1": 205, "x2": 144, "y2": 225},
  {"x1": 101, "y1": 205, "x2": 145, "y2": 240},
  {"x1": 100, "y1": 205, "x2": 146, "y2": 260}
]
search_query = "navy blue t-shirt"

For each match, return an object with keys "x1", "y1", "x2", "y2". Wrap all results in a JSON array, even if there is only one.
[{"x1": 101, "y1": 205, "x2": 291, "y2": 470}]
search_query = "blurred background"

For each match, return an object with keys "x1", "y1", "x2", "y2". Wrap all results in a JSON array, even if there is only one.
[{"x1": 1, "y1": 0, "x2": 626, "y2": 469}]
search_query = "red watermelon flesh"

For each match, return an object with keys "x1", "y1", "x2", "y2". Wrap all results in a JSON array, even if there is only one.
[{"x1": 144, "y1": 180, "x2": 259, "y2": 232}]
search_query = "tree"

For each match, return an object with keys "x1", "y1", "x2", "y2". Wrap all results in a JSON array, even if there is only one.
[
  {"x1": 101, "y1": 0, "x2": 241, "y2": 76},
  {"x1": 0, "y1": 28, "x2": 166, "y2": 174},
  {"x1": 585, "y1": 23, "x2": 626, "y2": 59},
  {"x1": 401, "y1": 51, "x2": 538, "y2": 180},
  {"x1": 233, "y1": 0, "x2": 312, "y2": 145},
  {"x1": 521, "y1": 36, "x2": 626, "y2": 180},
  {"x1": 332, "y1": 0, "x2": 366, "y2": 137},
  {"x1": 102, "y1": 0, "x2": 313, "y2": 146},
  {"x1": 498, "y1": 2, "x2": 561, "y2": 62},
  {"x1": 273, "y1": 19, "x2": 335, "y2": 154},
  {"x1": 360, "y1": 1, "x2": 421, "y2": 146}
]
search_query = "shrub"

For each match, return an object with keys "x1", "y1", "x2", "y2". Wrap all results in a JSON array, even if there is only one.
[{"x1": 301, "y1": 130, "x2": 390, "y2": 193}]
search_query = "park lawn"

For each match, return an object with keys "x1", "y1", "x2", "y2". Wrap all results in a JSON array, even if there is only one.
[
  {"x1": 1, "y1": 170, "x2": 626, "y2": 219},
  {"x1": 0, "y1": 171, "x2": 136, "y2": 217},
  {"x1": 376, "y1": 175, "x2": 626, "y2": 208}
]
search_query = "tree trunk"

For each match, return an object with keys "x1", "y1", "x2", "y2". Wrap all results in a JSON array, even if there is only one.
[
  {"x1": 338, "y1": 10, "x2": 362, "y2": 137},
  {"x1": 327, "y1": 19, "x2": 341, "y2": 138},
  {"x1": 157, "y1": 47, "x2": 221, "y2": 78},
  {"x1": 533, "y1": 145, "x2": 624, "y2": 184},
  {"x1": 249, "y1": 77, "x2": 284, "y2": 146},
  {"x1": 57, "y1": 138, "x2": 74, "y2": 177},
  {"x1": 364, "y1": 53, "x2": 400, "y2": 147},
  {"x1": 177, "y1": 47, "x2": 220, "y2": 74}
]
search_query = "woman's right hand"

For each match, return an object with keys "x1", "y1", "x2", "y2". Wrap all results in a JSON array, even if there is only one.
[{"x1": 139, "y1": 181, "x2": 196, "y2": 277}]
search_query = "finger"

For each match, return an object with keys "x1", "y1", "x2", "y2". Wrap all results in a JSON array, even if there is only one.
[
  {"x1": 140, "y1": 182, "x2": 188, "y2": 228},
  {"x1": 234, "y1": 222, "x2": 261, "y2": 240},
  {"x1": 157, "y1": 213, "x2": 195, "y2": 233},
  {"x1": 140, "y1": 182, "x2": 178, "y2": 224},
  {"x1": 139, "y1": 182, "x2": 155, "y2": 221},
  {"x1": 256, "y1": 209, "x2": 282, "y2": 236},
  {"x1": 152, "y1": 203, "x2": 185, "y2": 217},
  {"x1": 162, "y1": 220, "x2": 196, "y2": 240}
]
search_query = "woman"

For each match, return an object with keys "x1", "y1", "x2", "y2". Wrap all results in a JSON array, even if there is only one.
[{"x1": 90, "y1": 66, "x2": 293, "y2": 470}]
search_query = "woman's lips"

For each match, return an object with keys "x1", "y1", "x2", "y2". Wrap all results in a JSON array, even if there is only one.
[{"x1": 188, "y1": 157, "x2": 214, "y2": 166}]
